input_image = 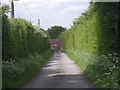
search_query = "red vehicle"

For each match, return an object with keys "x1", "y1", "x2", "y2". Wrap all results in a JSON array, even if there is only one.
[{"x1": 49, "y1": 39, "x2": 62, "y2": 51}]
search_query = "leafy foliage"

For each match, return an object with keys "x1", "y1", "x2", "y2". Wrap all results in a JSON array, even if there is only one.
[
  {"x1": 48, "y1": 25, "x2": 66, "y2": 39},
  {"x1": 2, "y1": 50, "x2": 53, "y2": 88},
  {"x1": 66, "y1": 51, "x2": 119, "y2": 88},
  {"x1": 60, "y1": 2, "x2": 119, "y2": 88},
  {"x1": 2, "y1": 5, "x2": 52, "y2": 88},
  {"x1": 2, "y1": 7, "x2": 50, "y2": 60},
  {"x1": 1, "y1": 5, "x2": 9, "y2": 14},
  {"x1": 60, "y1": 2, "x2": 119, "y2": 55}
]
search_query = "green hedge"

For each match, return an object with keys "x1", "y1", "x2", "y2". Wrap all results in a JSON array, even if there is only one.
[
  {"x1": 60, "y1": 2, "x2": 119, "y2": 88},
  {"x1": 2, "y1": 14, "x2": 49, "y2": 60},
  {"x1": 66, "y1": 51, "x2": 119, "y2": 88},
  {"x1": 60, "y1": 2, "x2": 119, "y2": 55},
  {"x1": 2, "y1": 11, "x2": 52, "y2": 88},
  {"x1": 2, "y1": 50, "x2": 53, "y2": 88}
]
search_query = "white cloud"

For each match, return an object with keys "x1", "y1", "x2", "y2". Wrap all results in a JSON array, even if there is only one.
[
  {"x1": 61, "y1": 4, "x2": 89, "y2": 14},
  {"x1": 1, "y1": 0, "x2": 90, "y2": 29},
  {"x1": 45, "y1": 0, "x2": 90, "y2": 9}
]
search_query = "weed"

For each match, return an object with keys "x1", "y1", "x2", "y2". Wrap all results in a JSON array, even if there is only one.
[
  {"x1": 66, "y1": 50, "x2": 119, "y2": 88},
  {"x1": 2, "y1": 50, "x2": 53, "y2": 88}
]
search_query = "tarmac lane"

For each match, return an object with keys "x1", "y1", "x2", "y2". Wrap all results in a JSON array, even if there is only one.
[{"x1": 22, "y1": 52, "x2": 96, "y2": 88}]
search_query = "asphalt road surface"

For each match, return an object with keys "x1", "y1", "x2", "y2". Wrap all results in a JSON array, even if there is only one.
[{"x1": 22, "y1": 52, "x2": 96, "y2": 88}]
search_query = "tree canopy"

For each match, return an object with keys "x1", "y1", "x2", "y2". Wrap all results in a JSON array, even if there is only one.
[
  {"x1": 1, "y1": 5, "x2": 9, "y2": 15},
  {"x1": 48, "y1": 25, "x2": 66, "y2": 39}
]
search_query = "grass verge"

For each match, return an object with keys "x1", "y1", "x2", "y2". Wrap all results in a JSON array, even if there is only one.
[
  {"x1": 65, "y1": 50, "x2": 119, "y2": 88},
  {"x1": 2, "y1": 50, "x2": 53, "y2": 88}
]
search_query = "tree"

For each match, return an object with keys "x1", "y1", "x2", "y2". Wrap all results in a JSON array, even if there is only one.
[
  {"x1": 1, "y1": 5, "x2": 10, "y2": 15},
  {"x1": 48, "y1": 25, "x2": 66, "y2": 39}
]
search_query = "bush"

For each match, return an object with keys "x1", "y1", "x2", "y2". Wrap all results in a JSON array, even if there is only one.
[
  {"x1": 2, "y1": 15, "x2": 49, "y2": 60},
  {"x1": 66, "y1": 50, "x2": 119, "y2": 88},
  {"x1": 60, "y1": 2, "x2": 119, "y2": 88},
  {"x1": 2, "y1": 50, "x2": 53, "y2": 88}
]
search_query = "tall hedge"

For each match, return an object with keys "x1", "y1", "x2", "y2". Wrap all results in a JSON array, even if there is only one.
[
  {"x1": 59, "y1": 2, "x2": 119, "y2": 88},
  {"x1": 60, "y1": 2, "x2": 119, "y2": 55},
  {"x1": 2, "y1": 14, "x2": 49, "y2": 60}
]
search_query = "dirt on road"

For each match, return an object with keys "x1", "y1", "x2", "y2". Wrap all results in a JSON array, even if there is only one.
[{"x1": 22, "y1": 52, "x2": 96, "y2": 88}]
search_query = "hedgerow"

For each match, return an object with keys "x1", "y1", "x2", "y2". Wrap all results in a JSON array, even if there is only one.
[
  {"x1": 2, "y1": 5, "x2": 51, "y2": 88},
  {"x1": 60, "y1": 2, "x2": 119, "y2": 88},
  {"x1": 2, "y1": 14, "x2": 49, "y2": 60},
  {"x1": 2, "y1": 50, "x2": 53, "y2": 88}
]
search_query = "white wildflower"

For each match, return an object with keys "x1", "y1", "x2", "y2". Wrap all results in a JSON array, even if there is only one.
[
  {"x1": 115, "y1": 57, "x2": 118, "y2": 60},
  {"x1": 108, "y1": 53, "x2": 112, "y2": 56},
  {"x1": 114, "y1": 53, "x2": 117, "y2": 56},
  {"x1": 101, "y1": 55, "x2": 106, "y2": 58}
]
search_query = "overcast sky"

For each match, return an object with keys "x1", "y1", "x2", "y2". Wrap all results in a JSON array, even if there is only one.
[{"x1": 2, "y1": 0, "x2": 91, "y2": 30}]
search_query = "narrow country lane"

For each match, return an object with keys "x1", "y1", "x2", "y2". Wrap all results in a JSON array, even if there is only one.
[{"x1": 22, "y1": 52, "x2": 96, "y2": 88}]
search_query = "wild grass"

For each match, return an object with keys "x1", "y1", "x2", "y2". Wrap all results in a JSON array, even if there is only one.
[
  {"x1": 2, "y1": 50, "x2": 53, "y2": 88},
  {"x1": 65, "y1": 50, "x2": 119, "y2": 88}
]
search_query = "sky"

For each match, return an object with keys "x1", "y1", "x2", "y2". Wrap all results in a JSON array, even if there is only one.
[{"x1": 2, "y1": 0, "x2": 91, "y2": 30}]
